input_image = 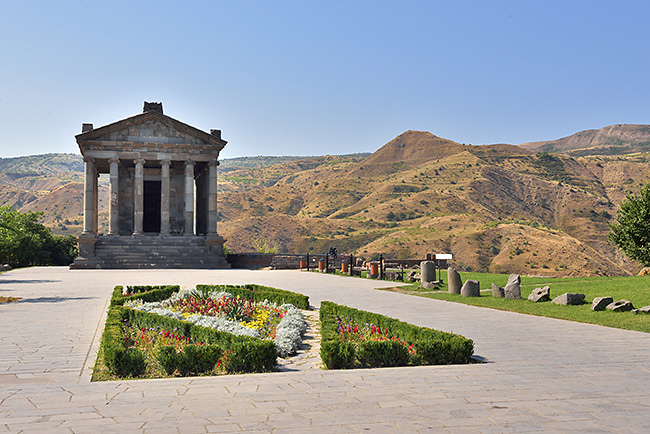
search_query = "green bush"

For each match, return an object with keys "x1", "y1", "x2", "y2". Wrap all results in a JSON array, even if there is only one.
[
  {"x1": 0, "y1": 206, "x2": 78, "y2": 267},
  {"x1": 223, "y1": 340, "x2": 278, "y2": 373},
  {"x1": 357, "y1": 340, "x2": 410, "y2": 368},
  {"x1": 100, "y1": 306, "x2": 146, "y2": 377},
  {"x1": 156, "y1": 346, "x2": 179, "y2": 375},
  {"x1": 110, "y1": 285, "x2": 180, "y2": 307},
  {"x1": 156, "y1": 344, "x2": 224, "y2": 376},
  {"x1": 320, "y1": 340, "x2": 355, "y2": 369},
  {"x1": 196, "y1": 284, "x2": 310, "y2": 310},
  {"x1": 319, "y1": 301, "x2": 474, "y2": 369}
]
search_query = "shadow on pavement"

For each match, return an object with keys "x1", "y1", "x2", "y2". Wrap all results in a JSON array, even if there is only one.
[
  {"x1": 0, "y1": 279, "x2": 61, "y2": 285},
  {"x1": 17, "y1": 296, "x2": 96, "y2": 303}
]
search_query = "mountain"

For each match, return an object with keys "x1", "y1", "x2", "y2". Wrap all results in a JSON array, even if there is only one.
[
  {"x1": 520, "y1": 124, "x2": 650, "y2": 156},
  {"x1": 3, "y1": 128, "x2": 650, "y2": 277}
]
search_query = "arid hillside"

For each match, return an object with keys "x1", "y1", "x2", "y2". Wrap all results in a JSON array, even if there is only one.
[
  {"x1": 3, "y1": 125, "x2": 650, "y2": 276},
  {"x1": 520, "y1": 124, "x2": 650, "y2": 156}
]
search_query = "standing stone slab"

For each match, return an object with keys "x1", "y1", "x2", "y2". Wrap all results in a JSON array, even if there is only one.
[
  {"x1": 492, "y1": 283, "x2": 505, "y2": 298},
  {"x1": 552, "y1": 293, "x2": 585, "y2": 305},
  {"x1": 528, "y1": 286, "x2": 550, "y2": 302},
  {"x1": 421, "y1": 261, "x2": 436, "y2": 284},
  {"x1": 606, "y1": 299, "x2": 634, "y2": 312},
  {"x1": 591, "y1": 296, "x2": 614, "y2": 311},
  {"x1": 448, "y1": 267, "x2": 462, "y2": 295},
  {"x1": 504, "y1": 274, "x2": 521, "y2": 299},
  {"x1": 461, "y1": 280, "x2": 480, "y2": 297}
]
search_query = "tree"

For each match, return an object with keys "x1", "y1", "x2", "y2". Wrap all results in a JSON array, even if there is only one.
[
  {"x1": 0, "y1": 206, "x2": 77, "y2": 268},
  {"x1": 608, "y1": 183, "x2": 650, "y2": 266}
]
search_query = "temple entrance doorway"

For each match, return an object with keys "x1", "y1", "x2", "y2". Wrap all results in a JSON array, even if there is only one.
[{"x1": 143, "y1": 180, "x2": 161, "y2": 233}]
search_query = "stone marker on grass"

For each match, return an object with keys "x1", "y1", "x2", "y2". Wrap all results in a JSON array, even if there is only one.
[
  {"x1": 492, "y1": 283, "x2": 505, "y2": 298},
  {"x1": 632, "y1": 305, "x2": 650, "y2": 314},
  {"x1": 528, "y1": 286, "x2": 550, "y2": 302},
  {"x1": 460, "y1": 280, "x2": 480, "y2": 297},
  {"x1": 504, "y1": 274, "x2": 521, "y2": 299},
  {"x1": 448, "y1": 267, "x2": 462, "y2": 295},
  {"x1": 552, "y1": 293, "x2": 585, "y2": 305},
  {"x1": 606, "y1": 299, "x2": 634, "y2": 312},
  {"x1": 421, "y1": 261, "x2": 436, "y2": 284},
  {"x1": 591, "y1": 296, "x2": 614, "y2": 311}
]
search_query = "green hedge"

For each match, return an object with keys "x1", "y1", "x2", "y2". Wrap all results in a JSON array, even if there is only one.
[
  {"x1": 319, "y1": 301, "x2": 474, "y2": 369},
  {"x1": 98, "y1": 285, "x2": 277, "y2": 378},
  {"x1": 196, "y1": 284, "x2": 310, "y2": 310},
  {"x1": 110, "y1": 285, "x2": 180, "y2": 307},
  {"x1": 156, "y1": 344, "x2": 223, "y2": 376}
]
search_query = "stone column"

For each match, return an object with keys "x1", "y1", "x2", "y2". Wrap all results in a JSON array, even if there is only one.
[
  {"x1": 133, "y1": 159, "x2": 145, "y2": 235},
  {"x1": 160, "y1": 159, "x2": 171, "y2": 235},
  {"x1": 93, "y1": 170, "x2": 99, "y2": 234},
  {"x1": 82, "y1": 157, "x2": 96, "y2": 235},
  {"x1": 207, "y1": 160, "x2": 218, "y2": 235},
  {"x1": 108, "y1": 157, "x2": 120, "y2": 235},
  {"x1": 184, "y1": 160, "x2": 195, "y2": 235}
]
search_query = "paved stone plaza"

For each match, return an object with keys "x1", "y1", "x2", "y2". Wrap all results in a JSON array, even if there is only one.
[{"x1": 1, "y1": 267, "x2": 649, "y2": 433}]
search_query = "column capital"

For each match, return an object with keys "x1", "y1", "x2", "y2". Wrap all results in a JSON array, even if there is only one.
[
  {"x1": 185, "y1": 159, "x2": 195, "y2": 166},
  {"x1": 108, "y1": 157, "x2": 120, "y2": 165},
  {"x1": 134, "y1": 158, "x2": 146, "y2": 166},
  {"x1": 208, "y1": 160, "x2": 219, "y2": 168},
  {"x1": 83, "y1": 156, "x2": 95, "y2": 164},
  {"x1": 160, "y1": 158, "x2": 171, "y2": 166}
]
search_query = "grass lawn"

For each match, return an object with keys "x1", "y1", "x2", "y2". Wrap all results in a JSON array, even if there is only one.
[{"x1": 381, "y1": 271, "x2": 650, "y2": 333}]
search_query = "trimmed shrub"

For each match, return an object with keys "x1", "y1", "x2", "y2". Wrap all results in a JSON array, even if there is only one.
[
  {"x1": 223, "y1": 340, "x2": 278, "y2": 373},
  {"x1": 111, "y1": 285, "x2": 180, "y2": 307},
  {"x1": 100, "y1": 306, "x2": 146, "y2": 377},
  {"x1": 320, "y1": 340, "x2": 355, "y2": 369},
  {"x1": 357, "y1": 340, "x2": 410, "y2": 368},
  {"x1": 319, "y1": 301, "x2": 474, "y2": 369},
  {"x1": 156, "y1": 344, "x2": 224, "y2": 376}
]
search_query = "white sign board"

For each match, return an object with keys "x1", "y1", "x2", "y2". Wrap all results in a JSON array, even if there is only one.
[{"x1": 435, "y1": 254, "x2": 453, "y2": 260}]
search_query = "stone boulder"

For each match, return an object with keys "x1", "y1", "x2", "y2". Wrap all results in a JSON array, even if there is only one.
[
  {"x1": 460, "y1": 280, "x2": 480, "y2": 297},
  {"x1": 528, "y1": 286, "x2": 550, "y2": 302},
  {"x1": 407, "y1": 270, "x2": 419, "y2": 283},
  {"x1": 448, "y1": 267, "x2": 462, "y2": 295},
  {"x1": 491, "y1": 283, "x2": 505, "y2": 298},
  {"x1": 606, "y1": 299, "x2": 634, "y2": 312},
  {"x1": 632, "y1": 305, "x2": 650, "y2": 314},
  {"x1": 552, "y1": 293, "x2": 585, "y2": 305},
  {"x1": 0, "y1": 264, "x2": 11, "y2": 272},
  {"x1": 504, "y1": 274, "x2": 521, "y2": 299},
  {"x1": 421, "y1": 281, "x2": 437, "y2": 290},
  {"x1": 591, "y1": 296, "x2": 614, "y2": 311}
]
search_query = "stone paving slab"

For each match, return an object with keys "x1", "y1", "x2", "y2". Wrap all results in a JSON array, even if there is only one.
[{"x1": 1, "y1": 267, "x2": 650, "y2": 433}]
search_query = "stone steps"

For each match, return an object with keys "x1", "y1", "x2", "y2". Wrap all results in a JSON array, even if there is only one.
[{"x1": 71, "y1": 235, "x2": 230, "y2": 269}]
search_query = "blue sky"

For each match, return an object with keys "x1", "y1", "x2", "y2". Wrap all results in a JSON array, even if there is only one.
[{"x1": 1, "y1": 1, "x2": 649, "y2": 159}]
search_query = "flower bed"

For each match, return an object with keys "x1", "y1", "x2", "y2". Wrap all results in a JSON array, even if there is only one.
[
  {"x1": 196, "y1": 284, "x2": 310, "y2": 310},
  {"x1": 93, "y1": 285, "x2": 308, "y2": 380},
  {"x1": 320, "y1": 301, "x2": 474, "y2": 369}
]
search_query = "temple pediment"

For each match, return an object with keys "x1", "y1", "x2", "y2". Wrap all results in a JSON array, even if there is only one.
[{"x1": 76, "y1": 110, "x2": 226, "y2": 153}]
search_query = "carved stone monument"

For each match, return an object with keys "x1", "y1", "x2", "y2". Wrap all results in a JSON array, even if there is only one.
[{"x1": 71, "y1": 102, "x2": 230, "y2": 269}]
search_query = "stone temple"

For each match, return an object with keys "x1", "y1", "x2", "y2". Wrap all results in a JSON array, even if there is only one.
[{"x1": 70, "y1": 102, "x2": 230, "y2": 269}]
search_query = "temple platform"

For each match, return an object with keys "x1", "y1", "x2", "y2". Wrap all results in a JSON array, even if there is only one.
[{"x1": 70, "y1": 235, "x2": 230, "y2": 269}]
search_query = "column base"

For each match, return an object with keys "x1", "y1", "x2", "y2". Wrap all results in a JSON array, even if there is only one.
[{"x1": 206, "y1": 234, "x2": 230, "y2": 268}]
